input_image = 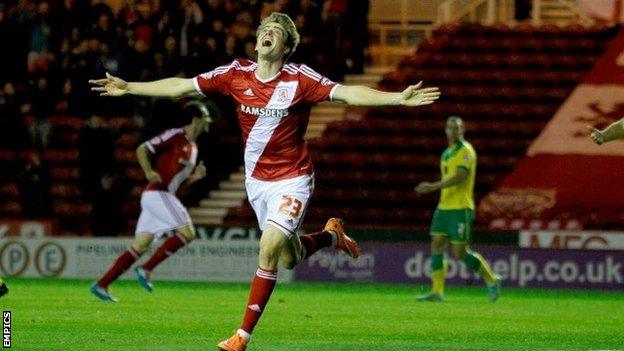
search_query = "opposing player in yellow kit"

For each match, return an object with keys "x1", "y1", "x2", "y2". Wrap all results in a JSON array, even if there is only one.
[{"x1": 415, "y1": 116, "x2": 501, "y2": 302}]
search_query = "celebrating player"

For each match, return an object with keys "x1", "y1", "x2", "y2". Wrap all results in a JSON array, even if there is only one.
[
  {"x1": 90, "y1": 101, "x2": 211, "y2": 302},
  {"x1": 89, "y1": 12, "x2": 440, "y2": 350},
  {"x1": 415, "y1": 116, "x2": 501, "y2": 302},
  {"x1": 588, "y1": 118, "x2": 624, "y2": 145}
]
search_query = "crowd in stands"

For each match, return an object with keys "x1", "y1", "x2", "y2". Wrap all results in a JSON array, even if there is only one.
[{"x1": 0, "y1": 0, "x2": 369, "y2": 235}]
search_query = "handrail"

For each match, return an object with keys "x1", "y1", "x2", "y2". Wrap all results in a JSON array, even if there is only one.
[
  {"x1": 531, "y1": 0, "x2": 595, "y2": 25},
  {"x1": 437, "y1": 0, "x2": 515, "y2": 24}
]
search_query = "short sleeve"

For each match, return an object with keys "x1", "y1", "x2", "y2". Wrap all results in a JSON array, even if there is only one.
[
  {"x1": 457, "y1": 148, "x2": 475, "y2": 171},
  {"x1": 146, "y1": 129, "x2": 182, "y2": 154},
  {"x1": 298, "y1": 64, "x2": 340, "y2": 103},
  {"x1": 193, "y1": 61, "x2": 236, "y2": 96}
]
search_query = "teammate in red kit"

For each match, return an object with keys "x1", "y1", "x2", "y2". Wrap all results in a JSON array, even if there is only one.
[
  {"x1": 89, "y1": 12, "x2": 440, "y2": 350},
  {"x1": 90, "y1": 101, "x2": 212, "y2": 302}
]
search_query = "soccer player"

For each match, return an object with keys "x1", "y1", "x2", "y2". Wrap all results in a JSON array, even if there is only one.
[
  {"x1": 89, "y1": 12, "x2": 440, "y2": 350},
  {"x1": 415, "y1": 116, "x2": 501, "y2": 302},
  {"x1": 588, "y1": 118, "x2": 624, "y2": 145},
  {"x1": 90, "y1": 101, "x2": 211, "y2": 302},
  {"x1": 0, "y1": 277, "x2": 7, "y2": 298}
]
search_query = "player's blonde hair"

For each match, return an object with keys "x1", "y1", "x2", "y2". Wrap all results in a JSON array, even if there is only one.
[{"x1": 257, "y1": 12, "x2": 300, "y2": 61}]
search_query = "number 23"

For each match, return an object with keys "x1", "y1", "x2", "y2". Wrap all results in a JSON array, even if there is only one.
[{"x1": 278, "y1": 196, "x2": 303, "y2": 219}]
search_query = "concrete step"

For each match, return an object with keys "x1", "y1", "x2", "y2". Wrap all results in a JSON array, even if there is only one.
[
  {"x1": 190, "y1": 216, "x2": 223, "y2": 225},
  {"x1": 306, "y1": 124, "x2": 326, "y2": 134},
  {"x1": 209, "y1": 189, "x2": 247, "y2": 200},
  {"x1": 230, "y1": 172, "x2": 245, "y2": 182},
  {"x1": 309, "y1": 115, "x2": 343, "y2": 123},
  {"x1": 189, "y1": 207, "x2": 229, "y2": 217},
  {"x1": 344, "y1": 74, "x2": 383, "y2": 86},
  {"x1": 542, "y1": 10, "x2": 576, "y2": 18},
  {"x1": 199, "y1": 198, "x2": 243, "y2": 208},
  {"x1": 305, "y1": 132, "x2": 323, "y2": 140},
  {"x1": 313, "y1": 104, "x2": 345, "y2": 112},
  {"x1": 218, "y1": 180, "x2": 245, "y2": 191},
  {"x1": 364, "y1": 66, "x2": 393, "y2": 75},
  {"x1": 311, "y1": 110, "x2": 344, "y2": 118}
]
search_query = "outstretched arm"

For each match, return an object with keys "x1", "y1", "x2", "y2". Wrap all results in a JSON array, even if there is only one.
[
  {"x1": 588, "y1": 118, "x2": 624, "y2": 145},
  {"x1": 331, "y1": 81, "x2": 440, "y2": 107},
  {"x1": 89, "y1": 72, "x2": 197, "y2": 98}
]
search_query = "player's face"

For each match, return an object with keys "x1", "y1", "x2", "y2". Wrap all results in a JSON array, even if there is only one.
[
  {"x1": 255, "y1": 22, "x2": 289, "y2": 62},
  {"x1": 445, "y1": 119, "x2": 464, "y2": 142}
]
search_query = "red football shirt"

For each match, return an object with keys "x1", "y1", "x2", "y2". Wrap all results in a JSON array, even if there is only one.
[
  {"x1": 193, "y1": 59, "x2": 339, "y2": 181},
  {"x1": 144, "y1": 128, "x2": 198, "y2": 193}
]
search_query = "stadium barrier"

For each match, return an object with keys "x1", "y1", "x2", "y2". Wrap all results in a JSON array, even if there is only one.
[{"x1": 2, "y1": 226, "x2": 621, "y2": 290}]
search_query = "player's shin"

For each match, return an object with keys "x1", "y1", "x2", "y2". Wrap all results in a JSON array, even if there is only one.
[
  {"x1": 97, "y1": 247, "x2": 141, "y2": 287},
  {"x1": 431, "y1": 253, "x2": 447, "y2": 295},
  {"x1": 240, "y1": 267, "x2": 278, "y2": 336},
  {"x1": 142, "y1": 232, "x2": 189, "y2": 272},
  {"x1": 463, "y1": 250, "x2": 495, "y2": 285}
]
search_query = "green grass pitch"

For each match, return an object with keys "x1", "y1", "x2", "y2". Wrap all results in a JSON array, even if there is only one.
[{"x1": 2, "y1": 278, "x2": 623, "y2": 350}]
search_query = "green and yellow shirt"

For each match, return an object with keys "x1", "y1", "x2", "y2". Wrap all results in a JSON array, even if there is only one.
[{"x1": 438, "y1": 140, "x2": 476, "y2": 210}]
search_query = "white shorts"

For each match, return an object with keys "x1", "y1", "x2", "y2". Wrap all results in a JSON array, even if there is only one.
[
  {"x1": 246, "y1": 174, "x2": 314, "y2": 238},
  {"x1": 135, "y1": 190, "x2": 192, "y2": 238}
]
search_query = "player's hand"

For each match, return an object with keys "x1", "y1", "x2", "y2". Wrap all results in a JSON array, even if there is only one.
[
  {"x1": 145, "y1": 170, "x2": 162, "y2": 183},
  {"x1": 587, "y1": 125, "x2": 605, "y2": 145},
  {"x1": 415, "y1": 182, "x2": 437, "y2": 194},
  {"x1": 399, "y1": 81, "x2": 441, "y2": 107},
  {"x1": 89, "y1": 72, "x2": 129, "y2": 96},
  {"x1": 191, "y1": 161, "x2": 207, "y2": 180}
]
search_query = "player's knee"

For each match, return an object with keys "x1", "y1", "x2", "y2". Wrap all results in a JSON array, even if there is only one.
[
  {"x1": 180, "y1": 227, "x2": 196, "y2": 242},
  {"x1": 132, "y1": 242, "x2": 150, "y2": 254}
]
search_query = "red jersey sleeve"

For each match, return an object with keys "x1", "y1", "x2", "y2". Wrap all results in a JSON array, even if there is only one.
[
  {"x1": 298, "y1": 64, "x2": 340, "y2": 103},
  {"x1": 145, "y1": 129, "x2": 183, "y2": 154},
  {"x1": 193, "y1": 61, "x2": 237, "y2": 96}
]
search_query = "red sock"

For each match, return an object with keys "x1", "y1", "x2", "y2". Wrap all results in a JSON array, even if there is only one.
[
  {"x1": 300, "y1": 231, "x2": 333, "y2": 259},
  {"x1": 240, "y1": 268, "x2": 277, "y2": 334},
  {"x1": 142, "y1": 232, "x2": 188, "y2": 272},
  {"x1": 97, "y1": 247, "x2": 140, "y2": 287}
]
